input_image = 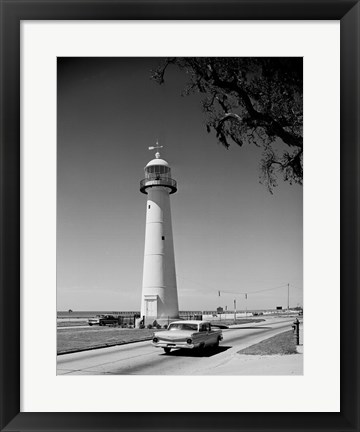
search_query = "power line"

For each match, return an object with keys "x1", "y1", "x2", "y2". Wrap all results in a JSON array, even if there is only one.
[
  {"x1": 177, "y1": 274, "x2": 217, "y2": 292},
  {"x1": 177, "y1": 274, "x2": 301, "y2": 308},
  {"x1": 218, "y1": 284, "x2": 289, "y2": 296}
]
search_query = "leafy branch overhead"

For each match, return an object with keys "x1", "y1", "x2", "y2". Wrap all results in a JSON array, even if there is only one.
[{"x1": 152, "y1": 58, "x2": 303, "y2": 193}]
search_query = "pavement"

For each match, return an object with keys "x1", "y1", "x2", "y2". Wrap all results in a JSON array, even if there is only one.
[
  {"x1": 198, "y1": 320, "x2": 303, "y2": 376},
  {"x1": 201, "y1": 322, "x2": 303, "y2": 375},
  {"x1": 201, "y1": 352, "x2": 302, "y2": 375},
  {"x1": 57, "y1": 318, "x2": 303, "y2": 375}
]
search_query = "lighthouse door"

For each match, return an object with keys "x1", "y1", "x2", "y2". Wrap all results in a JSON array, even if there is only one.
[{"x1": 144, "y1": 295, "x2": 158, "y2": 318}]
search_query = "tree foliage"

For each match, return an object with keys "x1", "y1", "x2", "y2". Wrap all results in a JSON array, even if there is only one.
[{"x1": 152, "y1": 58, "x2": 303, "y2": 193}]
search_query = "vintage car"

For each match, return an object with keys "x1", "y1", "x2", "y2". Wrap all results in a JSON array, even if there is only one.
[
  {"x1": 152, "y1": 320, "x2": 223, "y2": 354},
  {"x1": 88, "y1": 315, "x2": 102, "y2": 326}
]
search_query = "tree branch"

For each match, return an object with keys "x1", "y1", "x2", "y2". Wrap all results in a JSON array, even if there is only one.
[{"x1": 209, "y1": 72, "x2": 303, "y2": 149}]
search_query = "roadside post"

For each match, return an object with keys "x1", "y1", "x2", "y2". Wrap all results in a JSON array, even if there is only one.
[
  {"x1": 292, "y1": 318, "x2": 300, "y2": 345},
  {"x1": 217, "y1": 306, "x2": 223, "y2": 322}
]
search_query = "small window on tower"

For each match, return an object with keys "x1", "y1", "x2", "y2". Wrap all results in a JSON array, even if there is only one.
[
  {"x1": 148, "y1": 205, "x2": 151, "y2": 209},
  {"x1": 162, "y1": 236, "x2": 165, "y2": 240}
]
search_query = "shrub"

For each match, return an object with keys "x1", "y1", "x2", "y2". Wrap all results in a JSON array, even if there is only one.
[
  {"x1": 156, "y1": 324, "x2": 162, "y2": 329},
  {"x1": 139, "y1": 324, "x2": 145, "y2": 329},
  {"x1": 147, "y1": 324, "x2": 153, "y2": 329},
  {"x1": 163, "y1": 324, "x2": 168, "y2": 329}
]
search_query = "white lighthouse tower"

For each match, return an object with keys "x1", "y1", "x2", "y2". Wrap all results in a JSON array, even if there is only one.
[{"x1": 139, "y1": 145, "x2": 179, "y2": 325}]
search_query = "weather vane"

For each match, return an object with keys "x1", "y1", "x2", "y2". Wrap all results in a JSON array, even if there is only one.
[
  {"x1": 148, "y1": 141, "x2": 163, "y2": 151},
  {"x1": 148, "y1": 141, "x2": 163, "y2": 158}
]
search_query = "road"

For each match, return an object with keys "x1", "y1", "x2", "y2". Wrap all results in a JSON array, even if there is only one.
[
  {"x1": 59, "y1": 325, "x2": 92, "y2": 330},
  {"x1": 57, "y1": 318, "x2": 296, "y2": 375}
]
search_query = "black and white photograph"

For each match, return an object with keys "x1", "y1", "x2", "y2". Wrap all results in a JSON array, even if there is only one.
[{"x1": 56, "y1": 57, "x2": 303, "y2": 376}]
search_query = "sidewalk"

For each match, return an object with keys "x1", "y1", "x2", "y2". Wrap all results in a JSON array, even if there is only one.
[
  {"x1": 200, "y1": 352, "x2": 303, "y2": 375},
  {"x1": 200, "y1": 320, "x2": 304, "y2": 376}
]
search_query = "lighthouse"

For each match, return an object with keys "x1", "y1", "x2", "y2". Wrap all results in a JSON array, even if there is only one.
[{"x1": 139, "y1": 145, "x2": 179, "y2": 325}]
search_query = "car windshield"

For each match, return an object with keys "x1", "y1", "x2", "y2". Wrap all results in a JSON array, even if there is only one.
[{"x1": 168, "y1": 323, "x2": 198, "y2": 331}]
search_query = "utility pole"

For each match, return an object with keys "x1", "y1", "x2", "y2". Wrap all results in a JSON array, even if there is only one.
[{"x1": 287, "y1": 283, "x2": 290, "y2": 310}]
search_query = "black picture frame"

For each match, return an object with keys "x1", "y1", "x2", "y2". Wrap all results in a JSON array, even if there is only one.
[{"x1": 0, "y1": 1, "x2": 359, "y2": 431}]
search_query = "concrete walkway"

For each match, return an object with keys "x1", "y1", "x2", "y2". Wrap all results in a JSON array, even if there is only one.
[
  {"x1": 201, "y1": 352, "x2": 303, "y2": 375},
  {"x1": 200, "y1": 321, "x2": 304, "y2": 376}
]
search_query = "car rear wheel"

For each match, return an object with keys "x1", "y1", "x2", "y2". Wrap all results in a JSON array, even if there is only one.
[{"x1": 164, "y1": 348, "x2": 171, "y2": 354}]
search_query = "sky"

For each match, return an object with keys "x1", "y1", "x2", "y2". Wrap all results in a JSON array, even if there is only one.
[{"x1": 57, "y1": 57, "x2": 303, "y2": 312}]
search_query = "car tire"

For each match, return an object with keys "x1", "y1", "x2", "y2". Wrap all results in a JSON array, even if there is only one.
[
  {"x1": 164, "y1": 348, "x2": 171, "y2": 354},
  {"x1": 89, "y1": 323, "x2": 93, "y2": 326}
]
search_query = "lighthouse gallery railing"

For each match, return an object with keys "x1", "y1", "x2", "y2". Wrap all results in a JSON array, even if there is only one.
[{"x1": 140, "y1": 177, "x2": 177, "y2": 194}]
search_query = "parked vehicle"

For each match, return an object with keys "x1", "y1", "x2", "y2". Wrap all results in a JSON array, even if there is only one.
[
  {"x1": 88, "y1": 317, "x2": 99, "y2": 326},
  {"x1": 88, "y1": 315, "x2": 103, "y2": 326},
  {"x1": 152, "y1": 320, "x2": 223, "y2": 354},
  {"x1": 99, "y1": 315, "x2": 119, "y2": 326}
]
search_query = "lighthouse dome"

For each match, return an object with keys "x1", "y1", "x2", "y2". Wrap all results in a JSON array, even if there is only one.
[{"x1": 145, "y1": 158, "x2": 169, "y2": 168}]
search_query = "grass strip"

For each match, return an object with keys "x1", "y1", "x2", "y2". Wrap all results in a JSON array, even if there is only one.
[
  {"x1": 238, "y1": 330, "x2": 298, "y2": 355},
  {"x1": 57, "y1": 327, "x2": 161, "y2": 354}
]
